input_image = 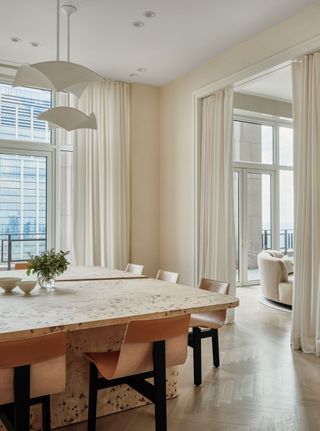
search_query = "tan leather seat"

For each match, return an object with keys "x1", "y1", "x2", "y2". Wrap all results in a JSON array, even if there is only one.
[
  {"x1": 156, "y1": 269, "x2": 179, "y2": 283},
  {"x1": 125, "y1": 263, "x2": 144, "y2": 275},
  {"x1": 0, "y1": 331, "x2": 66, "y2": 430},
  {"x1": 190, "y1": 279, "x2": 229, "y2": 330},
  {"x1": 188, "y1": 278, "x2": 229, "y2": 386},
  {"x1": 84, "y1": 315, "x2": 190, "y2": 431}
]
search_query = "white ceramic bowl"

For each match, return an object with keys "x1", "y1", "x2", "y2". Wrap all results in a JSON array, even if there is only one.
[
  {"x1": 0, "y1": 277, "x2": 22, "y2": 293},
  {"x1": 17, "y1": 280, "x2": 37, "y2": 295}
]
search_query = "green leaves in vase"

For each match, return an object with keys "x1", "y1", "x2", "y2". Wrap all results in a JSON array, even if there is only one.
[{"x1": 26, "y1": 249, "x2": 70, "y2": 279}]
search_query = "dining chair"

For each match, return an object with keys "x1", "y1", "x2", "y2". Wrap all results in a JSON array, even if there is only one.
[
  {"x1": 0, "y1": 331, "x2": 66, "y2": 431},
  {"x1": 14, "y1": 262, "x2": 29, "y2": 270},
  {"x1": 188, "y1": 278, "x2": 229, "y2": 386},
  {"x1": 156, "y1": 269, "x2": 179, "y2": 284},
  {"x1": 125, "y1": 263, "x2": 144, "y2": 275},
  {"x1": 84, "y1": 314, "x2": 190, "y2": 431}
]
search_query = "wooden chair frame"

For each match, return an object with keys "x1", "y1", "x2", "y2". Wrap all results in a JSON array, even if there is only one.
[
  {"x1": 87, "y1": 340, "x2": 167, "y2": 431},
  {"x1": 0, "y1": 365, "x2": 51, "y2": 431}
]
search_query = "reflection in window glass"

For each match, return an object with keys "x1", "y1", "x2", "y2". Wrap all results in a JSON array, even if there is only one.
[
  {"x1": 233, "y1": 121, "x2": 273, "y2": 164},
  {"x1": 279, "y1": 127, "x2": 293, "y2": 166},
  {"x1": 279, "y1": 170, "x2": 294, "y2": 253}
]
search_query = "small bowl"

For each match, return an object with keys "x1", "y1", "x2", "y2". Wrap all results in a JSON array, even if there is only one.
[
  {"x1": 17, "y1": 280, "x2": 37, "y2": 295},
  {"x1": 0, "y1": 277, "x2": 22, "y2": 293}
]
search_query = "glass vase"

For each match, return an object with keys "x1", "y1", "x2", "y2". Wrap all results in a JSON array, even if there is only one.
[{"x1": 38, "y1": 275, "x2": 56, "y2": 292}]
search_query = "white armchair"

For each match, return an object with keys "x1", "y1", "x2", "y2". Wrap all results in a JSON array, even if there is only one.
[{"x1": 257, "y1": 250, "x2": 293, "y2": 306}]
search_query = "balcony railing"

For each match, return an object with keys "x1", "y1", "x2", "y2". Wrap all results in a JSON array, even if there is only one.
[
  {"x1": 262, "y1": 229, "x2": 294, "y2": 254},
  {"x1": 0, "y1": 233, "x2": 47, "y2": 270}
]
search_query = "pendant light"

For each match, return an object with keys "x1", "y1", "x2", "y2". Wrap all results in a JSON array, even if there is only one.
[
  {"x1": 14, "y1": 1, "x2": 99, "y2": 131},
  {"x1": 14, "y1": 61, "x2": 101, "y2": 98},
  {"x1": 38, "y1": 107, "x2": 97, "y2": 131}
]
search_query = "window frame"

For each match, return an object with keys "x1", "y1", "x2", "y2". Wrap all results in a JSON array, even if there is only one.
[
  {"x1": 0, "y1": 71, "x2": 74, "y2": 256},
  {"x1": 233, "y1": 112, "x2": 293, "y2": 286}
]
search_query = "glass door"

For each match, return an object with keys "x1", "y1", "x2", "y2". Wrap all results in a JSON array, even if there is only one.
[{"x1": 235, "y1": 169, "x2": 274, "y2": 285}]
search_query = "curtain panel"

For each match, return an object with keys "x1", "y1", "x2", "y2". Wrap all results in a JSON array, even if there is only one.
[
  {"x1": 72, "y1": 80, "x2": 130, "y2": 269},
  {"x1": 292, "y1": 54, "x2": 320, "y2": 355},
  {"x1": 199, "y1": 89, "x2": 236, "y2": 322}
]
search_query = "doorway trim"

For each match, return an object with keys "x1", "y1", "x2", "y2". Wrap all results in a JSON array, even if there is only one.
[{"x1": 193, "y1": 33, "x2": 320, "y2": 287}]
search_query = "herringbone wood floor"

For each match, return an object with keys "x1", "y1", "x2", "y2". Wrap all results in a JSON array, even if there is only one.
[{"x1": 59, "y1": 287, "x2": 320, "y2": 431}]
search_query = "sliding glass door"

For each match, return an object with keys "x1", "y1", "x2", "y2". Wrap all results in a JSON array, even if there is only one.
[{"x1": 235, "y1": 168, "x2": 274, "y2": 285}]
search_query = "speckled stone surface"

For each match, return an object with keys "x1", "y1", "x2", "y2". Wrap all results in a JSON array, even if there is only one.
[
  {"x1": 0, "y1": 265, "x2": 147, "y2": 282},
  {"x1": 0, "y1": 278, "x2": 239, "y2": 339},
  {"x1": 0, "y1": 277, "x2": 239, "y2": 429}
]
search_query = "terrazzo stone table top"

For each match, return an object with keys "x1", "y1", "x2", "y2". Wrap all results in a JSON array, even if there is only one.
[
  {"x1": 0, "y1": 278, "x2": 239, "y2": 340},
  {"x1": 0, "y1": 265, "x2": 147, "y2": 282}
]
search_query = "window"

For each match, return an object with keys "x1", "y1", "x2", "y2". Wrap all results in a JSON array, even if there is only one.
[
  {"x1": 0, "y1": 79, "x2": 54, "y2": 269},
  {"x1": 279, "y1": 127, "x2": 293, "y2": 166},
  {"x1": 234, "y1": 116, "x2": 293, "y2": 285},
  {"x1": 0, "y1": 153, "x2": 47, "y2": 264},
  {"x1": 0, "y1": 82, "x2": 51, "y2": 143},
  {"x1": 233, "y1": 121, "x2": 273, "y2": 164},
  {"x1": 279, "y1": 170, "x2": 294, "y2": 252}
]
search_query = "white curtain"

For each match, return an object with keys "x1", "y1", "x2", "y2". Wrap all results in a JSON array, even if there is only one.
[
  {"x1": 292, "y1": 54, "x2": 320, "y2": 355},
  {"x1": 199, "y1": 89, "x2": 236, "y2": 322},
  {"x1": 72, "y1": 80, "x2": 130, "y2": 269}
]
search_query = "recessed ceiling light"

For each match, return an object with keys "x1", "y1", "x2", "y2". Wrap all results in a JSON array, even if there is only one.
[
  {"x1": 143, "y1": 11, "x2": 156, "y2": 18},
  {"x1": 30, "y1": 42, "x2": 40, "y2": 47},
  {"x1": 11, "y1": 37, "x2": 21, "y2": 43},
  {"x1": 132, "y1": 21, "x2": 144, "y2": 28},
  {"x1": 129, "y1": 73, "x2": 138, "y2": 77},
  {"x1": 137, "y1": 68, "x2": 146, "y2": 72}
]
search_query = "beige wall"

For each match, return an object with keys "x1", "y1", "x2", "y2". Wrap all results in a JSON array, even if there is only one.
[
  {"x1": 130, "y1": 83, "x2": 160, "y2": 276},
  {"x1": 159, "y1": 2, "x2": 320, "y2": 285}
]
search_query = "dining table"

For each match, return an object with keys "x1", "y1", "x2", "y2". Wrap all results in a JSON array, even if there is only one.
[
  {"x1": 3, "y1": 265, "x2": 148, "y2": 282},
  {"x1": 0, "y1": 267, "x2": 239, "y2": 430}
]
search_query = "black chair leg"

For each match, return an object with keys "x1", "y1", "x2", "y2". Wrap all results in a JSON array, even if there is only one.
[
  {"x1": 88, "y1": 363, "x2": 99, "y2": 431},
  {"x1": 211, "y1": 329, "x2": 220, "y2": 368},
  {"x1": 192, "y1": 327, "x2": 202, "y2": 386},
  {"x1": 153, "y1": 340, "x2": 167, "y2": 431},
  {"x1": 42, "y1": 395, "x2": 51, "y2": 431},
  {"x1": 0, "y1": 404, "x2": 15, "y2": 431},
  {"x1": 14, "y1": 365, "x2": 30, "y2": 431}
]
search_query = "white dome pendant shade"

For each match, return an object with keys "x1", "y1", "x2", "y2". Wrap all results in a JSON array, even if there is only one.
[
  {"x1": 13, "y1": 62, "x2": 102, "y2": 98},
  {"x1": 13, "y1": 1, "x2": 98, "y2": 132},
  {"x1": 38, "y1": 107, "x2": 97, "y2": 131}
]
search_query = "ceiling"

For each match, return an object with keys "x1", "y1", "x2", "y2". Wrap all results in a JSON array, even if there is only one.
[
  {"x1": 0, "y1": 0, "x2": 316, "y2": 86},
  {"x1": 237, "y1": 65, "x2": 293, "y2": 101}
]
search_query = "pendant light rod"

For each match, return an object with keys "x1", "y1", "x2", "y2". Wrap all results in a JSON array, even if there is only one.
[{"x1": 61, "y1": 5, "x2": 77, "y2": 63}]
